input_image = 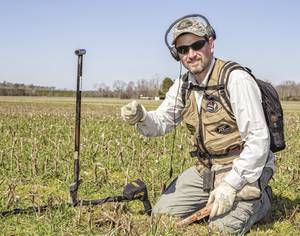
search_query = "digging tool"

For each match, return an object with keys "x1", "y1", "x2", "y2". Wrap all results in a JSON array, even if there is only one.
[{"x1": 176, "y1": 204, "x2": 212, "y2": 227}]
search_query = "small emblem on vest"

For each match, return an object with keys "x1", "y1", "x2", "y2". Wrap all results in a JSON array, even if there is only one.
[
  {"x1": 216, "y1": 124, "x2": 231, "y2": 134},
  {"x1": 206, "y1": 99, "x2": 218, "y2": 113}
]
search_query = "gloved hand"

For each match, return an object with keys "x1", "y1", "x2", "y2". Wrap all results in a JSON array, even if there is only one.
[
  {"x1": 207, "y1": 181, "x2": 237, "y2": 218},
  {"x1": 121, "y1": 100, "x2": 147, "y2": 125}
]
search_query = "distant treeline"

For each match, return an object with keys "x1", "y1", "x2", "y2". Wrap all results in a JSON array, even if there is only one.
[
  {"x1": 275, "y1": 80, "x2": 300, "y2": 101},
  {"x1": 0, "y1": 79, "x2": 300, "y2": 101},
  {"x1": 0, "y1": 78, "x2": 162, "y2": 99}
]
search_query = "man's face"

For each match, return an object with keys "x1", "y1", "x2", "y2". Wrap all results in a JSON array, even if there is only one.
[{"x1": 175, "y1": 33, "x2": 214, "y2": 76}]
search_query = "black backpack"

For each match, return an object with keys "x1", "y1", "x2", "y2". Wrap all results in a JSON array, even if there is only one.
[{"x1": 181, "y1": 61, "x2": 286, "y2": 153}]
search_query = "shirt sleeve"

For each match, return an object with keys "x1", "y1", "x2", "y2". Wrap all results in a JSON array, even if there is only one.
[
  {"x1": 136, "y1": 78, "x2": 184, "y2": 137},
  {"x1": 223, "y1": 70, "x2": 271, "y2": 190}
]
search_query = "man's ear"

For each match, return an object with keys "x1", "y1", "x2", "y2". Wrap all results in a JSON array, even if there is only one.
[{"x1": 209, "y1": 37, "x2": 215, "y2": 54}]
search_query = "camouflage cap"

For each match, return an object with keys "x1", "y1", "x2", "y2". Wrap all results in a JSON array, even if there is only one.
[{"x1": 172, "y1": 18, "x2": 208, "y2": 44}]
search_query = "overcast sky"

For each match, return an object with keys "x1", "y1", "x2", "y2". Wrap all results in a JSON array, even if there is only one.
[{"x1": 1, "y1": 0, "x2": 300, "y2": 90}]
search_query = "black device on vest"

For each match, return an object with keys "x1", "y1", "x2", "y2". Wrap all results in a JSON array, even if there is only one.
[{"x1": 164, "y1": 14, "x2": 216, "y2": 61}]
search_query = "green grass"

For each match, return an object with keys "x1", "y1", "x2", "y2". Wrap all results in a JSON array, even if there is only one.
[{"x1": 0, "y1": 96, "x2": 299, "y2": 235}]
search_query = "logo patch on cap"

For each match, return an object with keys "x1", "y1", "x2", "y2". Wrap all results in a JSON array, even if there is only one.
[
  {"x1": 177, "y1": 19, "x2": 193, "y2": 30},
  {"x1": 172, "y1": 18, "x2": 208, "y2": 44}
]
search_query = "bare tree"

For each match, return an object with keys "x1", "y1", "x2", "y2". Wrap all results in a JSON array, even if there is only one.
[
  {"x1": 124, "y1": 81, "x2": 135, "y2": 98},
  {"x1": 97, "y1": 83, "x2": 111, "y2": 97},
  {"x1": 113, "y1": 80, "x2": 127, "y2": 98},
  {"x1": 275, "y1": 80, "x2": 300, "y2": 100}
]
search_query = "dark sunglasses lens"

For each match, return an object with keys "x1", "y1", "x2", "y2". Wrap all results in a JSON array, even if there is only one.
[
  {"x1": 191, "y1": 40, "x2": 206, "y2": 50},
  {"x1": 176, "y1": 40, "x2": 207, "y2": 55},
  {"x1": 176, "y1": 46, "x2": 189, "y2": 54}
]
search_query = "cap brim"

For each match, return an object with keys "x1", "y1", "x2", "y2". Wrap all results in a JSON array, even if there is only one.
[{"x1": 172, "y1": 31, "x2": 206, "y2": 44}]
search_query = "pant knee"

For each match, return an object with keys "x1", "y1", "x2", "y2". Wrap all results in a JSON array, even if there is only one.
[
  {"x1": 152, "y1": 201, "x2": 195, "y2": 218},
  {"x1": 209, "y1": 199, "x2": 261, "y2": 235},
  {"x1": 209, "y1": 221, "x2": 241, "y2": 235},
  {"x1": 209, "y1": 210, "x2": 247, "y2": 235}
]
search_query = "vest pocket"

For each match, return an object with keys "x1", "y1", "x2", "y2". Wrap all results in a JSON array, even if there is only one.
[{"x1": 201, "y1": 102, "x2": 241, "y2": 155}]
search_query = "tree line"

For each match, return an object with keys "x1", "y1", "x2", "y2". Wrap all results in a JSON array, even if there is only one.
[
  {"x1": 275, "y1": 80, "x2": 300, "y2": 101},
  {"x1": 0, "y1": 79, "x2": 299, "y2": 101}
]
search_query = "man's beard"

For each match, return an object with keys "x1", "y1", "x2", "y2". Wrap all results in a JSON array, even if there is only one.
[{"x1": 187, "y1": 57, "x2": 210, "y2": 75}]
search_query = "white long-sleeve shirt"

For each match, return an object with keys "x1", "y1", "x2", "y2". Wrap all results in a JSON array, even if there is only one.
[{"x1": 137, "y1": 59, "x2": 275, "y2": 190}]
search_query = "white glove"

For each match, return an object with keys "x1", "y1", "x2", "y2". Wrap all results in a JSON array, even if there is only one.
[
  {"x1": 207, "y1": 181, "x2": 237, "y2": 218},
  {"x1": 121, "y1": 100, "x2": 147, "y2": 125}
]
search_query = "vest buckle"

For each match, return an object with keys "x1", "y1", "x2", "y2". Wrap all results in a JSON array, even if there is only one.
[
  {"x1": 189, "y1": 150, "x2": 210, "y2": 160},
  {"x1": 218, "y1": 84, "x2": 225, "y2": 95}
]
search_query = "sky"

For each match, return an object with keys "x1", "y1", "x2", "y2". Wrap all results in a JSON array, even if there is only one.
[{"x1": 1, "y1": 0, "x2": 300, "y2": 90}]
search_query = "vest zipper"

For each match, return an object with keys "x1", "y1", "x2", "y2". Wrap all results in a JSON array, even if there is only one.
[
  {"x1": 195, "y1": 62, "x2": 217, "y2": 168},
  {"x1": 197, "y1": 92, "x2": 213, "y2": 168}
]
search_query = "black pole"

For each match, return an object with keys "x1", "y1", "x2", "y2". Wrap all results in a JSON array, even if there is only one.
[{"x1": 69, "y1": 49, "x2": 86, "y2": 206}]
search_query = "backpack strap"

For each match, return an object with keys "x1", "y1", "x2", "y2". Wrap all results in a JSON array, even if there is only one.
[
  {"x1": 181, "y1": 72, "x2": 189, "y2": 107},
  {"x1": 188, "y1": 84, "x2": 225, "y2": 92},
  {"x1": 218, "y1": 61, "x2": 249, "y2": 117},
  {"x1": 180, "y1": 71, "x2": 225, "y2": 107},
  {"x1": 181, "y1": 61, "x2": 250, "y2": 114}
]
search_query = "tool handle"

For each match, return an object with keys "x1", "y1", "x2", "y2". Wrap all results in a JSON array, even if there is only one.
[{"x1": 176, "y1": 204, "x2": 212, "y2": 227}]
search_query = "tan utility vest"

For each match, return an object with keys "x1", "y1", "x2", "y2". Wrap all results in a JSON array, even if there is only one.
[{"x1": 181, "y1": 59, "x2": 244, "y2": 164}]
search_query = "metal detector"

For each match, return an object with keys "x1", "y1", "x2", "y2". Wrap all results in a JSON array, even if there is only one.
[
  {"x1": 0, "y1": 49, "x2": 152, "y2": 217},
  {"x1": 68, "y1": 49, "x2": 151, "y2": 214}
]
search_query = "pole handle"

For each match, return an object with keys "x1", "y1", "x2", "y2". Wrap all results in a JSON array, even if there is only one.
[{"x1": 75, "y1": 49, "x2": 86, "y2": 56}]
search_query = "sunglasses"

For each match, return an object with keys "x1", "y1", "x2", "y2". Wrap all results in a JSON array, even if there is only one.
[{"x1": 176, "y1": 39, "x2": 207, "y2": 55}]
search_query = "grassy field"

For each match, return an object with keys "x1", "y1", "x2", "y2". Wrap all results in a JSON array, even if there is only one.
[{"x1": 0, "y1": 96, "x2": 299, "y2": 235}]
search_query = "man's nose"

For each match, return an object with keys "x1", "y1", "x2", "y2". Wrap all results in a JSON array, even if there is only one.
[{"x1": 187, "y1": 47, "x2": 198, "y2": 58}]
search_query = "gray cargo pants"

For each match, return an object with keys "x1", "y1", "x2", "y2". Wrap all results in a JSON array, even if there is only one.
[{"x1": 152, "y1": 166, "x2": 273, "y2": 235}]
